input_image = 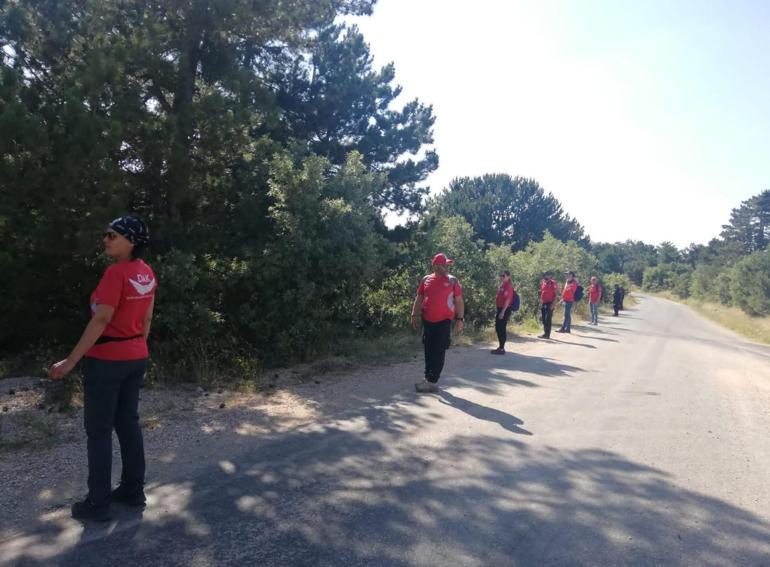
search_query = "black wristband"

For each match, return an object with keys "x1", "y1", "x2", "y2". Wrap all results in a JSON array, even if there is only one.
[{"x1": 455, "y1": 317, "x2": 464, "y2": 321}]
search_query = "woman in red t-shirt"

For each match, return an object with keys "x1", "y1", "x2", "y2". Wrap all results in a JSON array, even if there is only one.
[{"x1": 49, "y1": 216, "x2": 156, "y2": 522}]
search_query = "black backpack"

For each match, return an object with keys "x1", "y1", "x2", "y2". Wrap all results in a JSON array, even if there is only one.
[{"x1": 574, "y1": 285, "x2": 584, "y2": 302}]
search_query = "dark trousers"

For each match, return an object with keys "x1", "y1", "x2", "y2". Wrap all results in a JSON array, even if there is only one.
[
  {"x1": 423, "y1": 319, "x2": 452, "y2": 383},
  {"x1": 613, "y1": 302, "x2": 621, "y2": 316},
  {"x1": 560, "y1": 301, "x2": 574, "y2": 332},
  {"x1": 83, "y1": 357, "x2": 147, "y2": 507},
  {"x1": 495, "y1": 307, "x2": 513, "y2": 348},
  {"x1": 541, "y1": 303, "x2": 553, "y2": 337}
]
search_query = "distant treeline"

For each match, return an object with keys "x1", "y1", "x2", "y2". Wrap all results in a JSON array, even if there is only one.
[{"x1": 594, "y1": 190, "x2": 770, "y2": 317}]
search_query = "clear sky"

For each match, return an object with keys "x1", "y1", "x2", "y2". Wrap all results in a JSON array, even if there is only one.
[{"x1": 349, "y1": 0, "x2": 770, "y2": 247}]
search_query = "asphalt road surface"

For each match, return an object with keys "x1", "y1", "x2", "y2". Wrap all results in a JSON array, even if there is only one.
[{"x1": 3, "y1": 295, "x2": 770, "y2": 566}]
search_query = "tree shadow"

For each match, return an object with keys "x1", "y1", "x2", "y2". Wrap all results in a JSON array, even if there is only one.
[
  {"x1": 9, "y1": 423, "x2": 770, "y2": 566},
  {"x1": 549, "y1": 338, "x2": 597, "y2": 349},
  {"x1": 444, "y1": 351, "x2": 585, "y2": 397},
  {"x1": 572, "y1": 333, "x2": 619, "y2": 343},
  {"x1": 436, "y1": 390, "x2": 532, "y2": 436}
]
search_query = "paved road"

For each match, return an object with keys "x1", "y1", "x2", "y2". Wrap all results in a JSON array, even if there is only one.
[{"x1": 3, "y1": 296, "x2": 770, "y2": 566}]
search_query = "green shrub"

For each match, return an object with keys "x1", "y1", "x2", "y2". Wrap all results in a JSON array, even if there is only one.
[
  {"x1": 505, "y1": 232, "x2": 598, "y2": 319},
  {"x1": 643, "y1": 263, "x2": 692, "y2": 298},
  {"x1": 731, "y1": 250, "x2": 770, "y2": 316}
]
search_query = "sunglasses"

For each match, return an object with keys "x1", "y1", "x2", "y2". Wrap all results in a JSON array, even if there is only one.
[{"x1": 103, "y1": 230, "x2": 119, "y2": 241}]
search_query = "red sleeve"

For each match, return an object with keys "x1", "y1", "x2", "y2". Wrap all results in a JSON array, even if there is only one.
[
  {"x1": 417, "y1": 279, "x2": 426, "y2": 296},
  {"x1": 454, "y1": 279, "x2": 463, "y2": 297},
  {"x1": 93, "y1": 265, "x2": 123, "y2": 309}
]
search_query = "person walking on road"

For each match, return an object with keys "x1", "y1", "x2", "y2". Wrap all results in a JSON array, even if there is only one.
[
  {"x1": 619, "y1": 285, "x2": 626, "y2": 311},
  {"x1": 613, "y1": 284, "x2": 622, "y2": 316},
  {"x1": 492, "y1": 270, "x2": 516, "y2": 355},
  {"x1": 49, "y1": 216, "x2": 156, "y2": 522},
  {"x1": 556, "y1": 271, "x2": 578, "y2": 334},
  {"x1": 588, "y1": 276, "x2": 602, "y2": 325},
  {"x1": 538, "y1": 272, "x2": 558, "y2": 339},
  {"x1": 411, "y1": 253, "x2": 465, "y2": 393}
]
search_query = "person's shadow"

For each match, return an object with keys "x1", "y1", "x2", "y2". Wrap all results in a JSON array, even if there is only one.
[
  {"x1": 78, "y1": 506, "x2": 145, "y2": 546},
  {"x1": 438, "y1": 390, "x2": 532, "y2": 436}
]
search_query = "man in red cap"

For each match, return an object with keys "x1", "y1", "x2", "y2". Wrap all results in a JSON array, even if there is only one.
[{"x1": 410, "y1": 253, "x2": 465, "y2": 393}]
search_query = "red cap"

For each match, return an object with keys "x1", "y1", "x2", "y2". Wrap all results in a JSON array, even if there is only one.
[{"x1": 432, "y1": 253, "x2": 454, "y2": 266}]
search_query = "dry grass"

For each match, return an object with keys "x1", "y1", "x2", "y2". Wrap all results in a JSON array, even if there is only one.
[{"x1": 685, "y1": 300, "x2": 770, "y2": 345}]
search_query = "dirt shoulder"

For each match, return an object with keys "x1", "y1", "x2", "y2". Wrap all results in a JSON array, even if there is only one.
[
  {"x1": 0, "y1": 324, "x2": 556, "y2": 541},
  {"x1": 0, "y1": 349, "x2": 431, "y2": 539}
]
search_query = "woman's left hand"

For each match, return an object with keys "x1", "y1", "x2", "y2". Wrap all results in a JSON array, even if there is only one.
[
  {"x1": 49, "y1": 358, "x2": 75, "y2": 380},
  {"x1": 454, "y1": 320, "x2": 464, "y2": 334}
]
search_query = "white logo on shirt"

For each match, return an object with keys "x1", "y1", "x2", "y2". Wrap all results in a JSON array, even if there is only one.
[{"x1": 128, "y1": 277, "x2": 156, "y2": 295}]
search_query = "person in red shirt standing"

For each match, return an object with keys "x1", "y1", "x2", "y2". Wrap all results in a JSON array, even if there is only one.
[
  {"x1": 49, "y1": 216, "x2": 156, "y2": 522},
  {"x1": 539, "y1": 271, "x2": 558, "y2": 339},
  {"x1": 411, "y1": 253, "x2": 465, "y2": 393},
  {"x1": 556, "y1": 271, "x2": 578, "y2": 334},
  {"x1": 588, "y1": 276, "x2": 602, "y2": 325},
  {"x1": 492, "y1": 270, "x2": 516, "y2": 354}
]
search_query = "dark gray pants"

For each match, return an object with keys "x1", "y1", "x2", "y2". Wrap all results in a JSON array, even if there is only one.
[
  {"x1": 541, "y1": 303, "x2": 553, "y2": 337},
  {"x1": 495, "y1": 307, "x2": 513, "y2": 348},
  {"x1": 422, "y1": 319, "x2": 451, "y2": 383},
  {"x1": 83, "y1": 357, "x2": 146, "y2": 507}
]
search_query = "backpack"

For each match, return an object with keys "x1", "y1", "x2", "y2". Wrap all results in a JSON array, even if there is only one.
[
  {"x1": 512, "y1": 291, "x2": 520, "y2": 312},
  {"x1": 574, "y1": 285, "x2": 584, "y2": 302}
]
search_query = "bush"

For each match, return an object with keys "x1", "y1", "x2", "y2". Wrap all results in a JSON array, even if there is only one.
[
  {"x1": 505, "y1": 232, "x2": 598, "y2": 318},
  {"x1": 714, "y1": 270, "x2": 734, "y2": 305},
  {"x1": 642, "y1": 263, "x2": 692, "y2": 298},
  {"x1": 690, "y1": 264, "x2": 734, "y2": 305},
  {"x1": 731, "y1": 250, "x2": 770, "y2": 316}
]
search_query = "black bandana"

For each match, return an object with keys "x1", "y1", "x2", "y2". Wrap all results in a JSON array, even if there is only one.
[{"x1": 109, "y1": 216, "x2": 149, "y2": 245}]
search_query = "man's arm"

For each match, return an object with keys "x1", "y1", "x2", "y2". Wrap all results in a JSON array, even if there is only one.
[
  {"x1": 411, "y1": 294, "x2": 424, "y2": 330},
  {"x1": 498, "y1": 292, "x2": 511, "y2": 319},
  {"x1": 454, "y1": 297, "x2": 465, "y2": 333}
]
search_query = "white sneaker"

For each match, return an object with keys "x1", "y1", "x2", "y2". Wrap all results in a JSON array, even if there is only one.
[{"x1": 415, "y1": 380, "x2": 439, "y2": 393}]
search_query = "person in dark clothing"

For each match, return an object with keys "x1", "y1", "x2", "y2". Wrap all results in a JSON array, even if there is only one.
[
  {"x1": 619, "y1": 286, "x2": 626, "y2": 310},
  {"x1": 49, "y1": 216, "x2": 155, "y2": 522},
  {"x1": 538, "y1": 272, "x2": 558, "y2": 339},
  {"x1": 411, "y1": 253, "x2": 465, "y2": 393},
  {"x1": 492, "y1": 270, "x2": 516, "y2": 354},
  {"x1": 613, "y1": 284, "x2": 622, "y2": 316}
]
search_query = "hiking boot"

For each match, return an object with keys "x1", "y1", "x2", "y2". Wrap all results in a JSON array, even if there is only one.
[
  {"x1": 490, "y1": 348, "x2": 505, "y2": 355},
  {"x1": 555, "y1": 329, "x2": 565, "y2": 333},
  {"x1": 538, "y1": 334, "x2": 550, "y2": 339},
  {"x1": 415, "y1": 380, "x2": 439, "y2": 393},
  {"x1": 71, "y1": 498, "x2": 111, "y2": 522},
  {"x1": 111, "y1": 485, "x2": 146, "y2": 508}
]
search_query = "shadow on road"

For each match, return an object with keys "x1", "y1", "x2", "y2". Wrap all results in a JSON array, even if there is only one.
[
  {"x1": 8, "y1": 396, "x2": 770, "y2": 566},
  {"x1": 571, "y1": 333, "x2": 619, "y2": 343},
  {"x1": 437, "y1": 390, "x2": 532, "y2": 436}
]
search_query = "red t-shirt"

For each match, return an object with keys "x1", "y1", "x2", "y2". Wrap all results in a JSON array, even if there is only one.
[
  {"x1": 418, "y1": 273, "x2": 463, "y2": 323},
  {"x1": 562, "y1": 280, "x2": 578, "y2": 302},
  {"x1": 86, "y1": 259, "x2": 157, "y2": 361},
  {"x1": 589, "y1": 284, "x2": 602, "y2": 304},
  {"x1": 496, "y1": 281, "x2": 514, "y2": 309},
  {"x1": 540, "y1": 280, "x2": 557, "y2": 304}
]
